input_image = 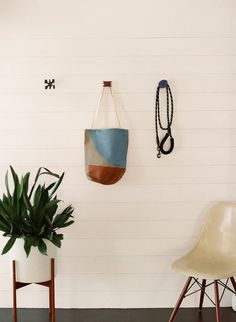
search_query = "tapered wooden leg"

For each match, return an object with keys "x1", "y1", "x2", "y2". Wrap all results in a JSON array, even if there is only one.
[
  {"x1": 12, "y1": 260, "x2": 17, "y2": 322},
  {"x1": 51, "y1": 258, "x2": 55, "y2": 322},
  {"x1": 230, "y1": 277, "x2": 236, "y2": 292},
  {"x1": 49, "y1": 283, "x2": 52, "y2": 316},
  {"x1": 214, "y1": 280, "x2": 221, "y2": 322},
  {"x1": 199, "y1": 279, "x2": 206, "y2": 312},
  {"x1": 168, "y1": 277, "x2": 192, "y2": 322}
]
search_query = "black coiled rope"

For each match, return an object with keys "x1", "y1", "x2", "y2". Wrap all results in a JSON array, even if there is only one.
[{"x1": 155, "y1": 80, "x2": 174, "y2": 158}]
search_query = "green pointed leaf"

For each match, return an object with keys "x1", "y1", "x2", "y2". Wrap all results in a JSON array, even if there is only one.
[
  {"x1": 0, "y1": 220, "x2": 10, "y2": 232},
  {"x1": 50, "y1": 233, "x2": 63, "y2": 248},
  {"x1": 5, "y1": 171, "x2": 11, "y2": 199},
  {"x1": 46, "y1": 182, "x2": 56, "y2": 191},
  {"x1": 43, "y1": 199, "x2": 60, "y2": 212},
  {"x1": 23, "y1": 191, "x2": 33, "y2": 212},
  {"x1": 52, "y1": 205, "x2": 74, "y2": 228},
  {"x1": 33, "y1": 185, "x2": 42, "y2": 208},
  {"x1": 38, "y1": 239, "x2": 47, "y2": 256},
  {"x1": 49, "y1": 172, "x2": 65, "y2": 197},
  {"x1": 40, "y1": 170, "x2": 60, "y2": 179},
  {"x1": 10, "y1": 165, "x2": 19, "y2": 186},
  {"x1": 47, "y1": 232, "x2": 54, "y2": 241},
  {"x1": 17, "y1": 177, "x2": 24, "y2": 200},
  {"x1": 60, "y1": 220, "x2": 74, "y2": 228},
  {"x1": 45, "y1": 203, "x2": 58, "y2": 219},
  {"x1": 24, "y1": 239, "x2": 32, "y2": 257},
  {"x1": 1, "y1": 236, "x2": 16, "y2": 254},
  {"x1": 22, "y1": 172, "x2": 30, "y2": 194},
  {"x1": 29, "y1": 167, "x2": 43, "y2": 199}
]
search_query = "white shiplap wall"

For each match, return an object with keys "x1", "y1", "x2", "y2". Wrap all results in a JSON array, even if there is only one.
[{"x1": 0, "y1": 0, "x2": 235, "y2": 309}]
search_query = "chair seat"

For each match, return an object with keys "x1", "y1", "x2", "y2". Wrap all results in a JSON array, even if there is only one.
[{"x1": 172, "y1": 250, "x2": 236, "y2": 280}]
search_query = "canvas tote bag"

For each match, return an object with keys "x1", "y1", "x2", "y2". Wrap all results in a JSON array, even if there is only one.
[{"x1": 84, "y1": 81, "x2": 129, "y2": 185}]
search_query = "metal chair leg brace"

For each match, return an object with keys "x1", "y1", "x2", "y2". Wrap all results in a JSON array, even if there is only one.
[{"x1": 168, "y1": 276, "x2": 236, "y2": 322}]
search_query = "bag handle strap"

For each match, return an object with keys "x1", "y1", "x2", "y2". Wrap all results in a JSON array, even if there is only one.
[{"x1": 92, "y1": 81, "x2": 121, "y2": 129}]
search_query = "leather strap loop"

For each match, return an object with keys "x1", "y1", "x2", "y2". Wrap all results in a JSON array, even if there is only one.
[{"x1": 159, "y1": 133, "x2": 174, "y2": 155}]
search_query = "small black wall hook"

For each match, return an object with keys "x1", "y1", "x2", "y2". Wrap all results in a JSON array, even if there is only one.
[
  {"x1": 45, "y1": 79, "x2": 55, "y2": 90},
  {"x1": 158, "y1": 79, "x2": 168, "y2": 88}
]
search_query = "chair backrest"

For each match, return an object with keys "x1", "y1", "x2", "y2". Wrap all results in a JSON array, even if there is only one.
[{"x1": 195, "y1": 202, "x2": 236, "y2": 257}]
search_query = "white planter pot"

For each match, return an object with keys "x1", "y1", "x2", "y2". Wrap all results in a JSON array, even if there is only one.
[
  {"x1": 232, "y1": 294, "x2": 236, "y2": 312},
  {"x1": 9, "y1": 238, "x2": 57, "y2": 283}
]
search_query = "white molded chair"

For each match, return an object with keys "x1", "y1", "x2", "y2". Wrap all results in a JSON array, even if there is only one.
[{"x1": 169, "y1": 202, "x2": 236, "y2": 322}]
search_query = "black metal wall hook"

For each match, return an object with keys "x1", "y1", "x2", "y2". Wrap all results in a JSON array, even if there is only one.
[
  {"x1": 158, "y1": 79, "x2": 168, "y2": 88},
  {"x1": 45, "y1": 79, "x2": 55, "y2": 90}
]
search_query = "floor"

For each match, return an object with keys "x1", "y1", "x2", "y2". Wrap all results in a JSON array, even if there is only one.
[{"x1": 0, "y1": 308, "x2": 236, "y2": 322}]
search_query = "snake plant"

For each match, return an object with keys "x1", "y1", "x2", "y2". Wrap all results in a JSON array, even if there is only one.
[{"x1": 0, "y1": 166, "x2": 74, "y2": 256}]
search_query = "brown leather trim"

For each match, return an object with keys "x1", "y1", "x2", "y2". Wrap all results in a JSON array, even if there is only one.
[{"x1": 88, "y1": 165, "x2": 125, "y2": 185}]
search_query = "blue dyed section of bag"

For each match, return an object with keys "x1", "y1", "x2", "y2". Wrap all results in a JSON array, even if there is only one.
[{"x1": 90, "y1": 128, "x2": 128, "y2": 168}]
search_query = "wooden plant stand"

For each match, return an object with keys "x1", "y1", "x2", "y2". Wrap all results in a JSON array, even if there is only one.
[{"x1": 12, "y1": 258, "x2": 55, "y2": 322}]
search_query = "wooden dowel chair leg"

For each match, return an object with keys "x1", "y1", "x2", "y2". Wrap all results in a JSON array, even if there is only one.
[
  {"x1": 168, "y1": 277, "x2": 192, "y2": 322},
  {"x1": 198, "y1": 279, "x2": 206, "y2": 312},
  {"x1": 230, "y1": 277, "x2": 236, "y2": 292},
  {"x1": 13, "y1": 260, "x2": 17, "y2": 322},
  {"x1": 214, "y1": 280, "x2": 221, "y2": 322}
]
